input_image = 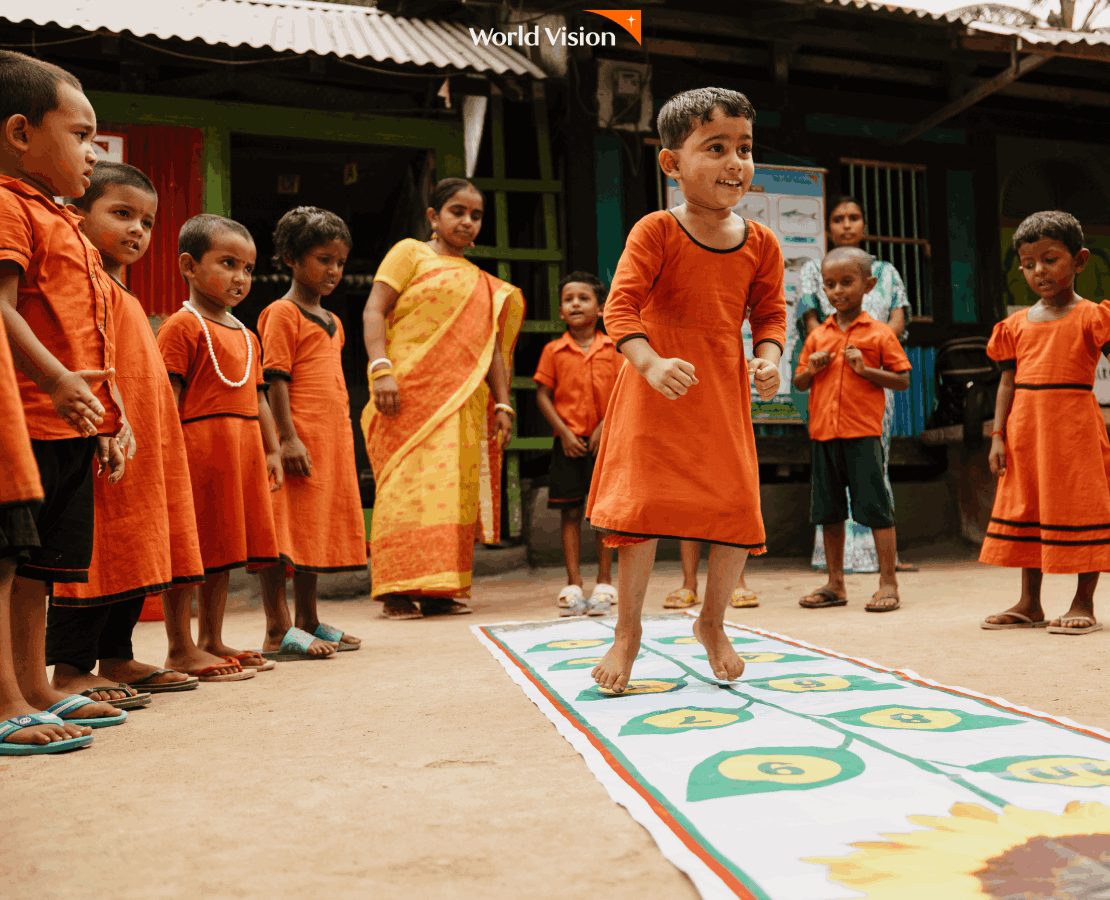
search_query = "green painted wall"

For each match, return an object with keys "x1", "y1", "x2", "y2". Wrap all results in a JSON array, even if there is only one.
[
  {"x1": 947, "y1": 169, "x2": 979, "y2": 323},
  {"x1": 595, "y1": 134, "x2": 624, "y2": 285}
]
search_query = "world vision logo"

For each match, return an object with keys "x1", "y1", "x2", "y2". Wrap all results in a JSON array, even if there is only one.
[{"x1": 468, "y1": 9, "x2": 641, "y2": 48}]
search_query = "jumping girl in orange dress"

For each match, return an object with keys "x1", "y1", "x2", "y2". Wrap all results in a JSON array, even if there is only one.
[
  {"x1": 981, "y1": 210, "x2": 1110, "y2": 636},
  {"x1": 158, "y1": 215, "x2": 283, "y2": 681},
  {"x1": 258, "y1": 207, "x2": 365, "y2": 659}
]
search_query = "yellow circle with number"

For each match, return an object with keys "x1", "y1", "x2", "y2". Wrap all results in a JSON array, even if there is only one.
[
  {"x1": 548, "y1": 639, "x2": 608, "y2": 650},
  {"x1": 644, "y1": 709, "x2": 740, "y2": 729},
  {"x1": 672, "y1": 637, "x2": 699, "y2": 644},
  {"x1": 1005, "y1": 757, "x2": 1110, "y2": 786},
  {"x1": 766, "y1": 676, "x2": 851, "y2": 692},
  {"x1": 739, "y1": 652, "x2": 785, "y2": 664},
  {"x1": 859, "y1": 708, "x2": 962, "y2": 730},
  {"x1": 598, "y1": 679, "x2": 679, "y2": 696},
  {"x1": 564, "y1": 656, "x2": 604, "y2": 667},
  {"x1": 718, "y1": 754, "x2": 842, "y2": 785}
]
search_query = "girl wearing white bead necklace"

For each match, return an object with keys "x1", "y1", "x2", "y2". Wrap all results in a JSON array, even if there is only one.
[{"x1": 157, "y1": 215, "x2": 284, "y2": 682}]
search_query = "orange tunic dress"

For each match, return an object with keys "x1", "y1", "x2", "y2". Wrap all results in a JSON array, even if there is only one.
[
  {"x1": 0, "y1": 311, "x2": 42, "y2": 510},
  {"x1": 980, "y1": 300, "x2": 1110, "y2": 573},
  {"x1": 157, "y1": 308, "x2": 279, "y2": 574},
  {"x1": 258, "y1": 299, "x2": 366, "y2": 573},
  {"x1": 586, "y1": 212, "x2": 786, "y2": 549},
  {"x1": 53, "y1": 283, "x2": 204, "y2": 606}
]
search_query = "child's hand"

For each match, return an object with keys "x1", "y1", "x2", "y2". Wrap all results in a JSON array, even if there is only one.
[
  {"x1": 267, "y1": 450, "x2": 284, "y2": 491},
  {"x1": 373, "y1": 374, "x2": 401, "y2": 416},
  {"x1": 645, "y1": 357, "x2": 698, "y2": 399},
  {"x1": 989, "y1": 435, "x2": 1006, "y2": 476},
  {"x1": 588, "y1": 422, "x2": 604, "y2": 456},
  {"x1": 96, "y1": 435, "x2": 127, "y2": 483},
  {"x1": 844, "y1": 344, "x2": 867, "y2": 376},
  {"x1": 807, "y1": 351, "x2": 833, "y2": 375},
  {"x1": 49, "y1": 368, "x2": 114, "y2": 436},
  {"x1": 281, "y1": 436, "x2": 313, "y2": 477},
  {"x1": 115, "y1": 415, "x2": 137, "y2": 461},
  {"x1": 748, "y1": 358, "x2": 780, "y2": 400},
  {"x1": 494, "y1": 410, "x2": 513, "y2": 451},
  {"x1": 560, "y1": 431, "x2": 588, "y2": 458}
]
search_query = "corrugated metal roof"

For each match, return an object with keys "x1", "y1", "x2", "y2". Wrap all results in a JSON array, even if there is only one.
[
  {"x1": 819, "y1": 0, "x2": 970, "y2": 23},
  {"x1": 0, "y1": 0, "x2": 547, "y2": 77},
  {"x1": 966, "y1": 18, "x2": 1110, "y2": 48}
]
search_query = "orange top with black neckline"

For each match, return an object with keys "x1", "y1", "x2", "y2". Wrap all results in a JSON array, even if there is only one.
[{"x1": 533, "y1": 329, "x2": 619, "y2": 436}]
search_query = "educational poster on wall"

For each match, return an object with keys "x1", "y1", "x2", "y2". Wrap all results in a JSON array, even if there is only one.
[{"x1": 665, "y1": 165, "x2": 826, "y2": 421}]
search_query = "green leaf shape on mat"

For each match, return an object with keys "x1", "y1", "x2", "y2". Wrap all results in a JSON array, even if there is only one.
[
  {"x1": 527, "y1": 638, "x2": 614, "y2": 652},
  {"x1": 576, "y1": 678, "x2": 686, "y2": 701},
  {"x1": 688, "y1": 745, "x2": 865, "y2": 801},
  {"x1": 654, "y1": 635, "x2": 759, "y2": 646},
  {"x1": 694, "y1": 652, "x2": 820, "y2": 665},
  {"x1": 744, "y1": 673, "x2": 903, "y2": 693},
  {"x1": 825, "y1": 705, "x2": 1020, "y2": 733},
  {"x1": 620, "y1": 706, "x2": 754, "y2": 736},
  {"x1": 968, "y1": 755, "x2": 1110, "y2": 787},
  {"x1": 549, "y1": 653, "x2": 641, "y2": 671}
]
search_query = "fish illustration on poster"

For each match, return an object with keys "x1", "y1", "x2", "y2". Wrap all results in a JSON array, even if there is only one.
[{"x1": 665, "y1": 165, "x2": 826, "y2": 421}]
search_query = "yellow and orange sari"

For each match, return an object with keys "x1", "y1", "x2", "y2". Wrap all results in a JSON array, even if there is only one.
[{"x1": 362, "y1": 239, "x2": 524, "y2": 600}]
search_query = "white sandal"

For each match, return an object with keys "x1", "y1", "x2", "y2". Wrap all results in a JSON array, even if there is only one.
[
  {"x1": 586, "y1": 583, "x2": 616, "y2": 616},
  {"x1": 558, "y1": 585, "x2": 587, "y2": 617}
]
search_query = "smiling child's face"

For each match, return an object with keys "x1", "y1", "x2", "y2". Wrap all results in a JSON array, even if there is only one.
[
  {"x1": 79, "y1": 183, "x2": 158, "y2": 269},
  {"x1": 560, "y1": 281, "x2": 600, "y2": 330},
  {"x1": 184, "y1": 228, "x2": 256, "y2": 311},
  {"x1": 290, "y1": 238, "x2": 349, "y2": 299},
  {"x1": 661, "y1": 109, "x2": 754, "y2": 211},
  {"x1": 822, "y1": 259, "x2": 874, "y2": 314},
  {"x1": 1018, "y1": 238, "x2": 1088, "y2": 301}
]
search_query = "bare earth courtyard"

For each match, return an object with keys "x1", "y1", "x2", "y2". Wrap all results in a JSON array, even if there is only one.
[{"x1": 5, "y1": 550, "x2": 1107, "y2": 900}]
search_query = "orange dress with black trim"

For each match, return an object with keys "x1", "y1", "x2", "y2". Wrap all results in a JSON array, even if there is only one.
[
  {"x1": 0, "y1": 310, "x2": 42, "y2": 507},
  {"x1": 53, "y1": 283, "x2": 204, "y2": 606},
  {"x1": 980, "y1": 300, "x2": 1110, "y2": 573},
  {"x1": 586, "y1": 212, "x2": 786, "y2": 549},
  {"x1": 157, "y1": 308, "x2": 279, "y2": 574},
  {"x1": 259, "y1": 299, "x2": 366, "y2": 573}
]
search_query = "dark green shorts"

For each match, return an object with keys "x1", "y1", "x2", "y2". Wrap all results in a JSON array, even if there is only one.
[{"x1": 810, "y1": 437, "x2": 894, "y2": 529}]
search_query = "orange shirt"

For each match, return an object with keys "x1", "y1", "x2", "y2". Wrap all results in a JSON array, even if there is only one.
[
  {"x1": 0, "y1": 311, "x2": 42, "y2": 504},
  {"x1": 796, "y1": 310, "x2": 910, "y2": 441},
  {"x1": 0, "y1": 175, "x2": 119, "y2": 439},
  {"x1": 533, "y1": 330, "x2": 619, "y2": 436}
]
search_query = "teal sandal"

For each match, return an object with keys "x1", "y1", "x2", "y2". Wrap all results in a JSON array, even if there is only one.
[
  {"x1": 46, "y1": 695, "x2": 128, "y2": 729},
  {"x1": 259, "y1": 626, "x2": 336, "y2": 661},
  {"x1": 0, "y1": 713, "x2": 94, "y2": 755},
  {"x1": 315, "y1": 623, "x2": 360, "y2": 651}
]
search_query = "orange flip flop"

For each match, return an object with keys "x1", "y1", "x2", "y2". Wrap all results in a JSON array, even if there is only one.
[
  {"x1": 664, "y1": 588, "x2": 698, "y2": 609},
  {"x1": 730, "y1": 589, "x2": 759, "y2": 608}
]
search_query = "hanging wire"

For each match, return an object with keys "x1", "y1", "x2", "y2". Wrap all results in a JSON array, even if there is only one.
[{"x1": 0, "y1": 31, "x2": 100, "y2": 49}]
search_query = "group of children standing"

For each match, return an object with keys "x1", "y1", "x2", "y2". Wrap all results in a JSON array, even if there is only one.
[{"x1": 1, "y1": 51, "x2": 365, "y2": 755}]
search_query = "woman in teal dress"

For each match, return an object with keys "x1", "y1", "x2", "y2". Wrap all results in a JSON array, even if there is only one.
[{"x1": 796, "y1": 196, "x2": 913, "y2": 573}]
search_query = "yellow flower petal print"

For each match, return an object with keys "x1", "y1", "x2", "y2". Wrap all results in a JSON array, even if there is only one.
[{"x1": 807, "y1": 801, "x2": 1110, "y2": 899}]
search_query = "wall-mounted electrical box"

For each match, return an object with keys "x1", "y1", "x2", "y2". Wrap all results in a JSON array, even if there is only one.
[{"x1": 596, "y1": 59, "x2": 653, "y2": 132}]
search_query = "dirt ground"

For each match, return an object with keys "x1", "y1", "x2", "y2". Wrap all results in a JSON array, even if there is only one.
[{"x1": 5, "y1": 546, "x2": 1109, "y2": 900}]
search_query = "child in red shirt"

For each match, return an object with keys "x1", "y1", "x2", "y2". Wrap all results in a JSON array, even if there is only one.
[
  {"x1": 534, "y1": 272, "x2": 619, "y2": 616},
  {"x1": 794, "y1": 247, "x2": 911, "y2": 612}
]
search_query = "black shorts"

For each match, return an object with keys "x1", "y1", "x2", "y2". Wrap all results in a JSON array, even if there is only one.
[
  {"x1": 15, "y1": 437, "x2": 96, "y2": 583},
  {"x1": 810, "y1": 437, "x2": 894, "y2": 529},
  {"x1": 0, "y1": 500, "x2": 41, "y2": 562},
  {"x1": 548, "y1": 437, "x2": 596, "y2": 509}
]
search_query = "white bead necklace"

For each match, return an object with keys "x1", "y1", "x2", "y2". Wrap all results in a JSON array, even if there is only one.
[{"x1": 183, "y1": 301, "x2": 252, "y2": 389}]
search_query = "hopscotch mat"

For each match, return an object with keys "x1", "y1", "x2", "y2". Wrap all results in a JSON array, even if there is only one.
[{"x1": 473, "y1": 614, "x2": 1110, "y2": 900}]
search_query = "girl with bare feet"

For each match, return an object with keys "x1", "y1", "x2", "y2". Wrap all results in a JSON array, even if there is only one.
[
  {"x1": 361, "y1": 179, "x2": 523, "y2": 620},
  {"x1": 49, "y1": 164, "x2": 203, "y2": 704},
  {"x1": 257, "y1": 207, "x2": 366, "y2": 657},
  {"x1": 981, "y1": 211, "x2": 1110, "y2": 636},
  {"x1": 586, "y1": 88, "x2": 785, "y2": 692},
  {"x1": 157, "y1": 215, "x2": 285, "y2": 681}
]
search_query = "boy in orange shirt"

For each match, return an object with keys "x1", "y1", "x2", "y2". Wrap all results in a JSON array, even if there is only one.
[
  {"x1": 534, "y1": 272, "x2": 619, "y2": 616},
  {"x1": 0, "y1": 51, "x2": 128, "y2": 732},
  {"x1": 795, "y1": 246, "x2": 911, "y2": 612}
]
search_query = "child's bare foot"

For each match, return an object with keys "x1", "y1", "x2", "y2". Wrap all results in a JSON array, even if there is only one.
[
  {"x1": 99, "y1": 659, "x2": 193, "y2": 689},
  {"x1": 1047, "y1": 605, "x2": 1100, "y2": 634},
  {"x1": 198, "y1": 639, "x2": 266, "y2": 667},
  {"x1": 692, "y1": 616, "x2": 745, "y2": 682},
  {"x1": 261, "y1": 627, "x2": 335, "y2": 656},
  {"x1": 591, "y1": 625, "x2": 641, "y2": 693},
  {"x1": 51, "y1": 664, "x2": 138, "y2": 701},
  {"x1": 21, "y1": 686, "x2": 120, "y2": 722},
  {"x1": 0, "y1": 700, "x2": 91, "y2": 743},
  {"x1": 165, "y1": 646, "x2": 242, "y2": 677}
]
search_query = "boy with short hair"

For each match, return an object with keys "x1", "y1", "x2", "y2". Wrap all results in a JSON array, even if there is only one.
[
  {"x1": 795, "y1": 246, "x2": 911, "y2": 612},
  {"x1": 0, "y1": 50, "x2": 128, "y2": 730},
  {"x1": 587, "y1": 87, "x2": 786, "y2": 693},
  {"x1": 534, "y1": 271, "x2": 619, "y2": 616},
  {"x1": 49, "y1": 162, "x2": 204, "y2": 702}
]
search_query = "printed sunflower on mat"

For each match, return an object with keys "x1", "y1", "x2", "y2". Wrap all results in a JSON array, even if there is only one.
[{"x1": 808, "y1": 801, "x2": 1110, "y2": 899}]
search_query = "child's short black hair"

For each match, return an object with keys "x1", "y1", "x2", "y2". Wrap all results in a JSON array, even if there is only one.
[
  {"x1": 822, "y1": 246, "x2": 873, "y2": 280},
  {"x1": 0, "y1": 50, "x2": 83, "y2": 127},
  {"x1": 1013, "y1": 210, "x2": 1084, "y2": 256},
  {"x1": 428, "y1": 177, "x2": 484, "y2": 213},
  {"x1": 179, "y1": 214, "x2": 253, "y2": 260},
  {"x1": 657, "y1": 88, "x2": 756, "y2": 151},
  {"x1": 558, "y1": 271, "x2": 607, "y2": 306},
  {"x1": 272, "y1": 206, "x2": 352, "y2": 269},
  {"x1": 66, "y1": 162, "x2": 156, "y2": 212}
]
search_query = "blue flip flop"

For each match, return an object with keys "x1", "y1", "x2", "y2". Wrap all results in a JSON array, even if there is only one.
[
  {"x1": 46, "y1": 695, "x2": 128, "y2": 729},
  {"x1": 259, "y1": 626, "x2": 336, "y2": 661},
  {"x1": 315, "y1": 623, "x2": 360, "y2": 651},
  {"x1": 0, "y1": 713, "x2": 94, "y2": 755}
]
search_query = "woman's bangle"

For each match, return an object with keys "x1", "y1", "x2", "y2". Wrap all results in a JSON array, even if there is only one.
[
  {"x1": 371, "y1": 367, "x2": 395, "y2": 382},
  {"x1": 991, "y1": 430, "x2": 1005, "y2": 439},
  {"x1": 369, "y1": 357, "x2": 391, "y2": 373},
  {"x1": 494, "y1": 403, "x2": 515, "y2": 417}
]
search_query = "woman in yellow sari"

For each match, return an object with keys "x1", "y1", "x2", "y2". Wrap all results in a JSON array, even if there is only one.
[{"x1": 362, "y1": 178, "x2": 524, "y2": 619}]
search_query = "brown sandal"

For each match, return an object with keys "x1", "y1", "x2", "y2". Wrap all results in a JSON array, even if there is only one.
[
  {"x1": 420, "y1": 598, "x2": 473, "y2": 616},
  {"x1": 381, "y1": 596, "x2": 423, "y2": 620},
  {"x1": 866, "y1": 589, "x2": 901, "y2": 612},
  {"x1": 799, "y1": 587, "x2": 847, "y2": 608}
]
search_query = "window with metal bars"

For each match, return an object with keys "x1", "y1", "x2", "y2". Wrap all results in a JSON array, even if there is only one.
[{"x1": 841, "y1": 158, "x2": 931, "y2": 320}]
